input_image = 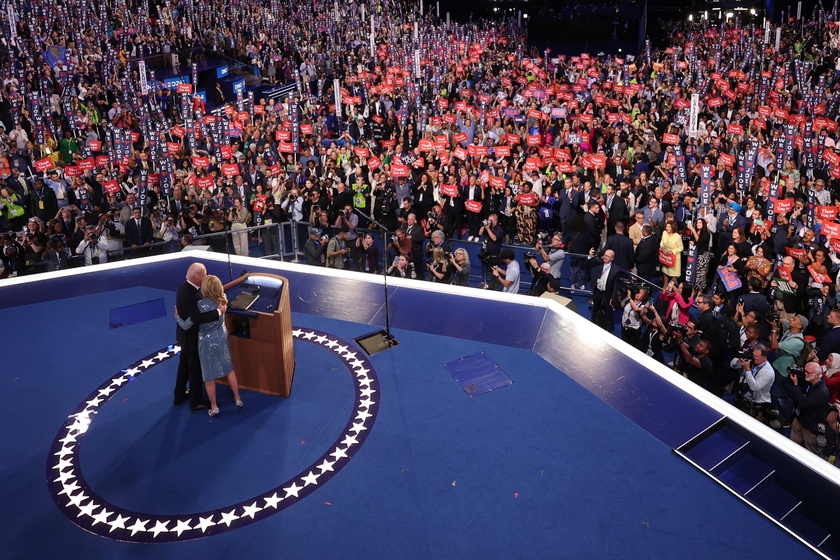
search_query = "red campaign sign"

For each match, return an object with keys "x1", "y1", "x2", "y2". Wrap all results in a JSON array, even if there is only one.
[
  {"x1": 831, "y1": 238, "x2": 840, "y2": 254},
  {"x1": 221, "y1": 145, "x2": 233, "y2": 159},
  {"x1": 607, "y1": 113, "x2": 619, "y2": 123},
  {"x1": 527, "y1": 109, "x2": 543, "y2": 121},
  {"x1": 390, "y1": 164, "x2": 409, "y2": 177},
  {"x1": 65, "y1": 166, "x2": 82, "y2": 177},
  {"x1": 808, "y1": 265, "x2": 831, "y2": 285},
  {"x1": 354, "y1": 147, "x2": 370, "y2": 158},
  {"x1": 817, "y1": 206, "x2": 838, "y2": 220},
  {"x1": 538, "y1": 147, "x2": 553, "y2": 158},
  {"x1": 440, "y1": 184, "x2": 459, "y2": 197},
  {"x1": 590, "y1": 154, "x2": 607, "y2": 168},
  {"x1": 554, "y1": 148, "x2": 571, "y2": 160},
  {"x1": 454, "y1": 132, "x2": 468, "y2": 144},
  {"x1": 719, "y1": 152, "x2": 735, "y2": 166},
  {"x1": 824, "y1": 149, "x2": 840, "y2": 165},
  {"x1": 131, "y1": 132, "x2": 140, "y2": 142},
  {"x1": 465, "y1": 200, "x2": 483, "y2": 213},
  {"x1": 192, "y1": 156, "x2": 210, "y2": 168},
  {"x1": 381, "y1": 139, "x2": 397, "y2": 148},
  {"x1": 223, "y1": 106, "x2": 235, "y2": 116},
  {"x1": 757, "y1": 106, "x2": 772, "y2": 117},
  {"x1": 95, "y1": 156, "x2": 110, "y2": 167},
  {"x1": 773, "y1": 108, "x2": 789, "y2": 120},
  {"x1": 196, "y1": 177, "x2": 215, "y2": 189},
  {"x1": 171, "y1": 125, "x2": 185, "y2": 138},
  {"x1": 370, "y1": 114, "x2": 383, "y2": 124},
  {"x1": 103, "y1": 180, "x2": 120, "y2": 193},
  {"x1": 204, "y1": 116, "x2": 217, "y2": 124},
  {"x1": 367, "y1": 156, "x2": 381, "y2": 170},
  {"x1": 707, "y1": 97, "x2": 724, "y2": 108},
  {"x1": 438, "y1": 152, "x2": 450, "y2": 165},
  {"x1": 267, "y1": 165, "x2": 282, "y2": 175},
  {"x1": 252, "y1": 197, "x2": 266, "y2": 213},
  {"x1": 578, "y1": 114, "x2": 593, "y2": 125},
  {"x1": 662, "y1": 133, "x2": 680, "y2": 145},
  {"x1": 724, "y1": 90, "x2": 738, "y2": 101},
  {"x1": 278, "y1": 142, "x2": 294, "y2": 153},
  {"x1": 822, "y1": 221, "x2": 840, "y2": 239},
  {"x1": 557, "y1": 161, "x2": 572, "y2": 173},
  {"x1": 783, "y1": 248, "x2": 806, "y2": 263},
  {"x1": 454, "y1": 146, "x2": 468, "y2": 160},
  {"x1": 34, "y1": 158, "x2": 54, "y2": 172},
  {"x1": 438, "y1": 99, "x2": 449, "y2": 109},
  {"x1": 167, "y1": 142, "x2": 181, "y2": 154},
  {"x1": 774, "y1": 199, "x2": 795, "y2": 213},
  {"x1": 78, "y1": 158, "x2": 95, "y2": 170},
  {"x1": 488, "y1": 176, "x2": 505, "y2": 189},
  {"x1": 620, "y1": 113, "x2": 632, "y2": 125},
  {"x1": 276, "y1": 130, "x2": 291, "y2": 142},
  {"x1": 751, "y1": 119, "x2": 767, "y2": 130},
  {"x1": 88, "y1": 141, "x2": 102, "y2": 151},
  {"x1": 412, "y1": 157, "x2": 426, "y2": 168},
  {"x1": 418, "y1": 139, "x2": 434, "y2": 152},
  {"x1": 478, "y1": 170, "x2": 490, "y2": 184},
  {"x1": 300, "y1": 124, "x2": 313, "y2": 135},
  {"x1": 495, "y1": 146, "x2": 511, "y2": 157},
  {"x1": 517, "y1": 192, "x2": 537, "y2": 205},
  {"x1": 148, "y1": 174, "x2": 160, "y2": 185},
  {"x1": 443, "y1": 114, "x2": 457, "y2": 125},
  {"x1": 736, "y1": 82, "x2": 749, "y2": 93},
  {"x1": 177, "y1": 83, "x2": 192, "y2": 94},
  {"x1": 506, "y1": 133, "x2": 520, "y2": 145},
  {"x1": 253, "y1": 105, "x2": 265, "y2": 115},
  {"x1": 222, "y1": 163, "x2": 240, "y2": 177},
  {"x1": 526, "y1": 135, "x2": 542, "y2": 146},
  {"x1": 726, "y1": 123, "x2": 743, "y2": 135},
  {"x1": 474, "y1": 145, "x2": 489, "y2": 157},
  {"x1": 467, "y1": 144, "x2": 477, "y2": 157}
]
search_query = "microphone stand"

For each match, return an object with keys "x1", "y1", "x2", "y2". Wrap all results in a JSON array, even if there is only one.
[{"x1": 352, "y1": 207, "x2": 400, "y2": 355}]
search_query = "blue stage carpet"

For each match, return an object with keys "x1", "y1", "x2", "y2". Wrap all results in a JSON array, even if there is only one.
[{"x1": 0, "y1": 288, "x2": 810, "y2": 559}]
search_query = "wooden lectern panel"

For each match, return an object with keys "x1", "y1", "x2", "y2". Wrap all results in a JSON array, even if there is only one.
[{"x1": 221, "y1": 273, "x2": 295, "y2": 397}]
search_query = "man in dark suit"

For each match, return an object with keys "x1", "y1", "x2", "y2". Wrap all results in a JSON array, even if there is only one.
[
  {"x1": 583, "y1": 200, "x2": 602, "y2": 250},
  {"x1": 587, "y1": 248, "x2": 622, "y2": 332},
  {"x1": 556, "y1": 177, "x2": 580, "y2": 236},
  {"x1": 602, "y1": 222, "x2": 635, "y2": 272},
  {"x1": 635, "y1": 225, "x2": 659, "y2": 282},
  {"x1": 174, "y1": 263, "x2": 224, "y2": 411},
  {"x1": 124, "y1": 206, "x2": 154, "y2": 248},
  {"x1": 605, "y1": 183, "x2": 630, "y2": 237},
  {"x1": 818, "y1": 309, "x2": 840, "y2": 361},
  {"x1": 243, "y1": 163, "x2": 266, "y2": 193},
  {"x1": 737, "y1": 277, "x2": 771, "y2": 318}
]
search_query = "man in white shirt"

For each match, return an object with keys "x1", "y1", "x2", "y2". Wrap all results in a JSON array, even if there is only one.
[{"x1": 493, "y1": 249, "x2": 521, "y2": 294}]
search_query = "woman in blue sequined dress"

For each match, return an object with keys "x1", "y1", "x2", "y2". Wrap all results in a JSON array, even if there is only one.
[{"x1": 177, "y1": 275, "x2": 243, "y2": 416}]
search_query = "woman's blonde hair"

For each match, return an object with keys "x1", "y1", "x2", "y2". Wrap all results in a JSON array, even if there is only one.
[{"x1": 201, "y1": 275, "x2": 228, "y2": 306}]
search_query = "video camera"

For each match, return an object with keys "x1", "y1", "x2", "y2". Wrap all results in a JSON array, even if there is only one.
[{"x1": 787, "y1": 365, "x2": 807, "y2": 385}]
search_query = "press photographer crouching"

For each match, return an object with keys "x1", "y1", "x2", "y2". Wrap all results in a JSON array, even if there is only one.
[
  {"x1": 731, "y1": 344, "x2": 774, "y2": 422},
  {"x1": 524, "y1": 251, "x2": 555, "y2": 296},
  {"x1": 788, "y1": 361, "x2": 830, "y2": 454}
]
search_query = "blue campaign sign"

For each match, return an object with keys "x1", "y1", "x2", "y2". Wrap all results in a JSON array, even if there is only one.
[
  {"x1": 233, "y1": 79, "x2": 246, "y2": 94},
  {"x1": 217, "y1": 65, "x2": 229, "y2": 78},
  {"x1": 717, "y1": 267, "x2": 742, "y2": 292},
  {"x1": 163, "y1": 76, "x2": 189, "y2": 87}
]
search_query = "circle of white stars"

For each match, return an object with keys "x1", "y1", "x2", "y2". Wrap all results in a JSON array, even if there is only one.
[{"x1": 46, "y1": 328, "x2": 379, "y2": 543}]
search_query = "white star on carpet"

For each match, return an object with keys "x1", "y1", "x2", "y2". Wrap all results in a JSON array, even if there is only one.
[
  {"x1": 107, "y1": 513, "x2": 130, "y2": 533},
  {"x1": 341, "y1": 435, "x2": 359, "y2": 447},
  {"x1": 354, "y1": 366, "x2": 370, "y2": 376},
  {"x1": 314, "y1": 335, "x2": 328, "y2": 344},
  {"x1": 97, "y1": 387, "x2": 115, "y2": 398},
  {"x1": 292, "y1": 329, "x2": 304, "y2": 337},
  {"x1": 325, "y1": 339, "x2": 339, "y2": 349},
  {"x1": 53, "y1": 445, "x2": 74, "y2": 458},
  {"x1": 66, "y1": 492, "x2": 89, "y2": 508},
  {"x1": 349, "y1": 422, "x2": 368, "y2": 434},
  {"x1": 355, "y1": 410, "x2": 373, "y2": 421},
  {"x1": 360, "y1": 387, "x2": 376, "y2": 398},
  {"x1": 359, "y1": 397, "x2": 375, "y2": 409},
  {"x1": 194, "y1": 515, "x2": 215, "y2": 533},
  {"x1": 171, "y1": 519, "x2": 192, "y2": 536},
  {"x1": 283, "y1": 482, "x2": 303, "y2": 498},
  {"x1": 302, "y1": 331, "x2": 316, "y2": 340},
  {"x1": 241, "y1": 502, "x2": 261, "y2": 519},
  {"x1": 264, "y1": 493, "x2": 283, "y2": 509},
  {"x1": 58, "y1": 433, "x2": 78, "y2": 445},
  {"x1": 317, "y1": 459, "x2": 336, "y2": 473},
  {"x1": 139, "y1": 358, "x2": 156, "y2": 369},
  {"x1": 127, "y1": 518, "x2": 149, "y2": 536},
  {"x1": 89, "y1": 507, "x2": 112, "y2": 526},
  {"x1": 219, "y1": 510, "x2": 239, "y2": 527},
  {"x1": 301, "y1": 471, "x2": 320, "y2": 486},
  {"x1": 155, "y1": 351, "x2": 171, "y2": 361},
  {"x1": 84, "y1": 396, "x2": 104, "y2": 409},
  {"x1": 349, "y1": 359, "x2": 365, "y2": 369},
  {"x1": 53, "y1": 471, "x2": 75, "y2": 484},
  {"x1": 52, "y1": 458, "x2": 73, "y2": 472},
  {"x1": 124, "y1": 367, "x2": 141, "y2": 376},
  {"x1": 57, "y1": 481, "x2": 81, "y2": 496},
  {"x1": 329, "y1": 447, "x2": 348, "y2": 460},
  {"x1": 76, "y1": 500, "x2": 98, "y2": 518},
  {"x1": 149, "y1": 520, "x2": 170, "y2": 538}
]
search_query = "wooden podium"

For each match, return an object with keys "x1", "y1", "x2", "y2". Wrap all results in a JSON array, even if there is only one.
[{"x1": 221, "y1": 273, "x2": 295, "y2": 397}]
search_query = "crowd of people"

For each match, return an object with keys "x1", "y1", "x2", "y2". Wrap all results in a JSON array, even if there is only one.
[{"x1": 4, "y1": 0, "x2": 840, "y2": 459}]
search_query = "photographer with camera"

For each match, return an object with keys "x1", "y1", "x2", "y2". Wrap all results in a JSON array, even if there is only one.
[
  {"x1": 75, "y1": 224, "x2": 109, "y2": 266},
  {"x1": 478, "y1": 213, "x2": 504, "y2": 289},
  {"x1": 621, "y1": 285, "x2": 650, "y2": 348},
  {"x1": 448, "y1": 248, "x2": 471, "y2": 287},
  {"x1": 789, "y1": 361, "x2": 830, "y2": 453},
  {"x1": 769, "y1": 314, "x2": 808, "y2": 430},
  {"x1": 535, "y1": 232, "x2": 566, "y2": 280},
  {"x1": 281, "y1": 188, "x2": 304, "y2": 221},
  {"x1": 525, "y1": 255, "x2": 555, "y2": 297},
  {"x1": 326, "y1": 227, "x2": 351, "y2": 269},
  {"x1": 334, "y1": 204, "x2": 358, "y2": 268},
  {"x1": 304, "y1": 227, "x2": 327, "y2": 266},
  {"x1": 492, "y1": 249, "x2": 521, "y2": 294},
  {"x1": 672, "y1": 329, "x2": 714, "y2": 390},
  {"x1": 731, "y1": 344, "x2": 774, "y2": 421}
]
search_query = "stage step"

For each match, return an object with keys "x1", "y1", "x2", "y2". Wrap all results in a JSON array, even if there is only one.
[{"x1": 675, "y1": 421, "x2": 838, "y2": 559}]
